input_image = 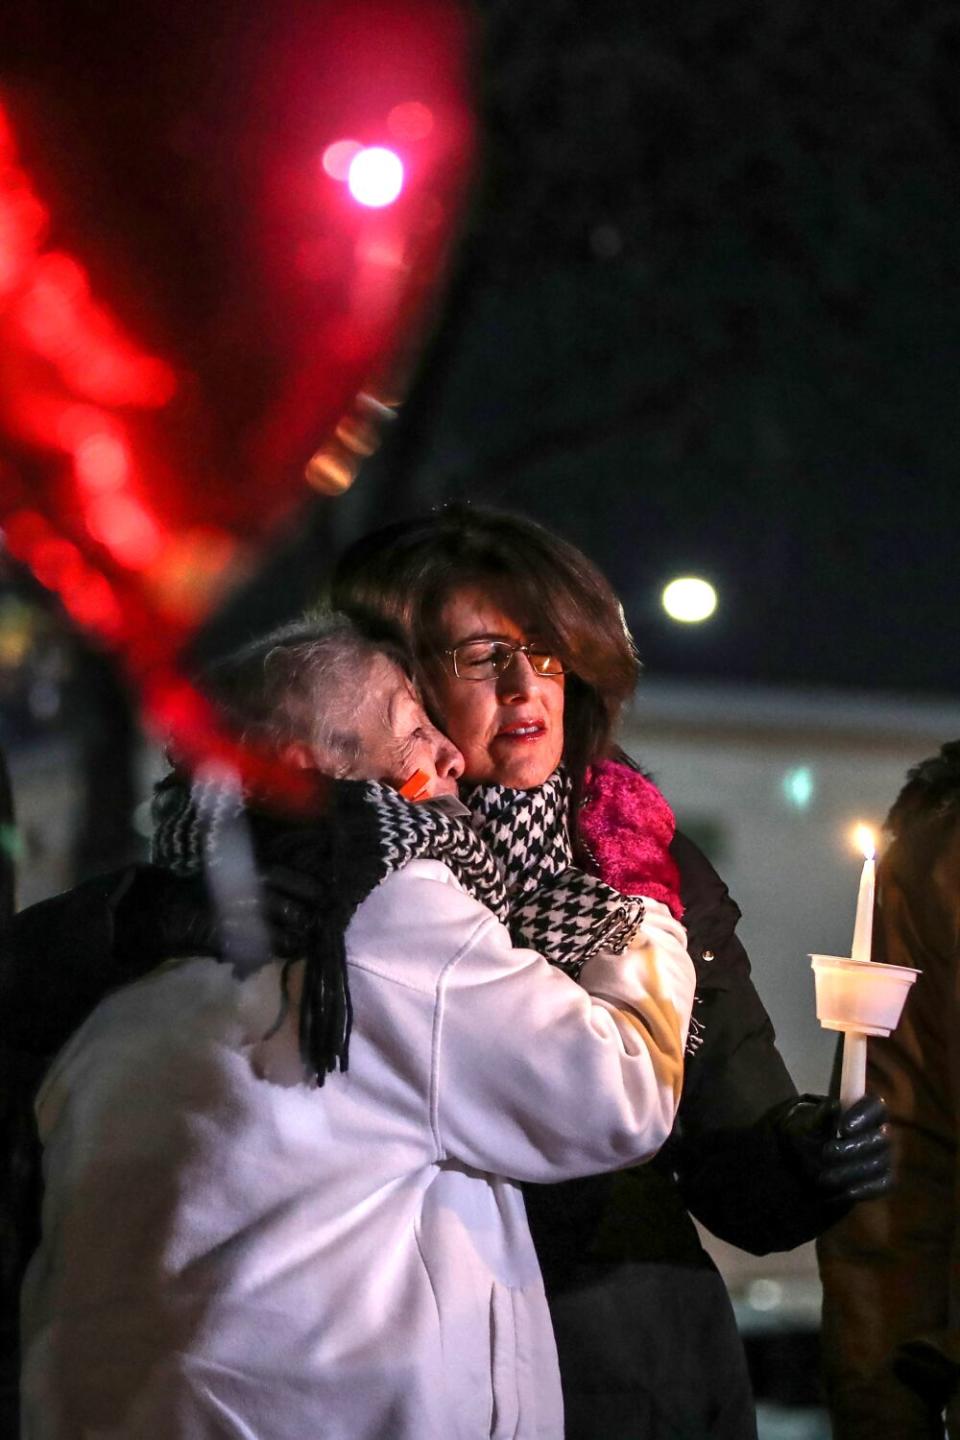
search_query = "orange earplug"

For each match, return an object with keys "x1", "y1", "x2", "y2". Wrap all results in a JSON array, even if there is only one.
[{"x1": 398, "y1": 769, "x2": 430, "y2": 801}]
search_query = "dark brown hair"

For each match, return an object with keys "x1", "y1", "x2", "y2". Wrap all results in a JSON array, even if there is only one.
[{"x1": 329, "y1": 503, "x2": 640, "y2": 818}]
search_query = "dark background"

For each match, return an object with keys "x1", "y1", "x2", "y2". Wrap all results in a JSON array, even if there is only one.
[
  {"x1": 423, "y1": 0, "x2": 960, "y2": 697},
  {"x1": 199, "y1": 0, "x2": 960, "y2": 697}
]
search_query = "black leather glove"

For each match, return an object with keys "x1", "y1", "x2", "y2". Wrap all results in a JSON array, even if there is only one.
[{"x1": 776, "y1": 1093, "x2": 892, "y2": 1205}]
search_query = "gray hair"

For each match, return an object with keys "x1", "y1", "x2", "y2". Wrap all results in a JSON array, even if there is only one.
[{"x1": 200, "y1": 612, "x2": 411, "y2": 775}]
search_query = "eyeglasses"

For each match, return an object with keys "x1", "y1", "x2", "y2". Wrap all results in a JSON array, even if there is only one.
[{"x1": 444, "y1": 639, "x2": 566, "y2": 681}]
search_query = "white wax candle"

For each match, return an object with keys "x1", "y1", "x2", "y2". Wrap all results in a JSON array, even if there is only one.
[
  {"x1": 850, "y1": 830, "x2": 876, "y2": 964},
  {"x1": 844, "y1": 829, "x2": 876, "y2": 1106},
  {"x1": 839, "y1": 1032, "x2": 867, "y2": 1108}
]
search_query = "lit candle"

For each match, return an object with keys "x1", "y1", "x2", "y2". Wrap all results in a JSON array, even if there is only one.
[
  {"x1": 812, "y1": 824, "x2": 918, "y2": 1108},
  {"x1": 850, "y1": 824, "x2": 877, "y2": 964},
  {"x1": 840, "y1": 823, "x2": 877, "y2": 1106}
]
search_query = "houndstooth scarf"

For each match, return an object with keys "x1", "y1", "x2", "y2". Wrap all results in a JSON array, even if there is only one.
[
  {"x1": 151, "y1": 768, "x2": 644, "y2": 1080},
  {"x1": 463, "y1": 770, "x2": 644, "y2": 976}
]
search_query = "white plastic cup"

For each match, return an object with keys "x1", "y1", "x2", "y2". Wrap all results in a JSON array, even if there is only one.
[
  {"x1": 810, "y1": 954, "x2": 919, "y2": 1037},
  {"x1": 811, "y1": 954, "x2": 920, "y2": 1106}
]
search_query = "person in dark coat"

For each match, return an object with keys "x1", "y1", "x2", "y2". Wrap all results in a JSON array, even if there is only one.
[
  {"x1": 327, "y1": 502, "x2": 891, "y2": 1440},
  {"x1": 818, "y1": 740, "x2": 960, "y2": 1439},
  {"x1": 524, "y1": 823, "x2": 849, "y2": 1439},
  {"x1": 2, "y1": 505, "x2": 891, "y2": 1439}
]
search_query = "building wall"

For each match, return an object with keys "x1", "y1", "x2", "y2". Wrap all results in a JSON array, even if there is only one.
[
  {"x1": 623, "y1": 680, "x2": 956, "y2": 1296},
  {"x1": 622, "y1": 680, "x2": 956, "y2": 1095}
]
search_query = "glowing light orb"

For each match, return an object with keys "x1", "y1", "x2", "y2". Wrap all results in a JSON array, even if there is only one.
[
  {"x1": 662, "y1": 576, "x2": 717, "y2": 624},
  {"x1": 347, "y1": 147, "x2": 404, "y2": 208},
  {"x1": 747, "y1": 1278, "x2": 784, "y2": 1313},
  {"x1": 321, "y1": 139, "x2": 363, "y2": 181},
  {"x1": 782, "y1": 765, "x2": 815, "y2": 811}
]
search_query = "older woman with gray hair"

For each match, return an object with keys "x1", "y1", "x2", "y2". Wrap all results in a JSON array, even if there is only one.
[{"x1": 18, "y1": 612, "x2": 694, "y2": 1440}]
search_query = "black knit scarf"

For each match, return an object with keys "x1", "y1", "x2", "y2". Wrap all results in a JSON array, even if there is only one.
[{"x1": 151, "y1": 769, "x2": 643, "y2": 1083}]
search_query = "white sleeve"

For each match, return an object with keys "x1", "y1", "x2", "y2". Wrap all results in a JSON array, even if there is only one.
[{"x1": 429, "y1": 883, "x2": 695, "y2": 1183}]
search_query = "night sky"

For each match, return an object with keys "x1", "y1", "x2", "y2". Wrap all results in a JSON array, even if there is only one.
[
  {"x1": 360, "y1": 0, "x2": 960, "y2": 699},
  {"x1": 3, "y1": 0, "x2": 960, "y2": 700}
]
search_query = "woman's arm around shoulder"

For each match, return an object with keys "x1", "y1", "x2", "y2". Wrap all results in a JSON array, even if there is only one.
[
  {"x1": 352, "y1": 859, "x2": 695, "y2": 1184},
  {"x1": 438, "y1": 883, "x2": 694, "y2": 1183}
]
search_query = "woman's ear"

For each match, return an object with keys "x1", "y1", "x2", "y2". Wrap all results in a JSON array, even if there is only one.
[{"x1": 281, "y1": 740, "x2": 319, "y2": 771}]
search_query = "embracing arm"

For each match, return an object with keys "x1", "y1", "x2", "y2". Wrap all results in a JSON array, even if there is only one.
[
  {"x1": 352, "y1": 862, "x2": 695, "y2": 1182},
  {"x1": 438, "y1": 890, "x2": 695, "y2": 1181}
]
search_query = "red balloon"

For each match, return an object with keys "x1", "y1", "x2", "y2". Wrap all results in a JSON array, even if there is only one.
[{"x1": 0, "y1": 0, "x2": 475, "y2": 804}]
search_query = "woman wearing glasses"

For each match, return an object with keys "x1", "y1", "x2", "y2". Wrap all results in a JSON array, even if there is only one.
[{"x1": 331, "y1": 503, "x2": 891, "y2": 1440}]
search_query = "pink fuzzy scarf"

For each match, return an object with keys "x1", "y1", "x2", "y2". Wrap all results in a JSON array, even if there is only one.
[{"x1": 580, "y1": 758, "x2": 684, "y2": 919}]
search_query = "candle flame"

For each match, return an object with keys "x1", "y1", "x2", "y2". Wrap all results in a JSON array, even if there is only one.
[{"x1": 851, "y1": 823, "x2": 876, "y2": 861}]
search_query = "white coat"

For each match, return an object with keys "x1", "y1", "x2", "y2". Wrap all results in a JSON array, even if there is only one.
[{"x1": 21, "y1": 858, "x2": 694, "y2": 1439}]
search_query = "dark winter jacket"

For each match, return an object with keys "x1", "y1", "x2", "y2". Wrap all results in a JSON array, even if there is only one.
[
  {"x1": 524, "y1": 829, "x2": 841, "y2": 1440},
  {"x1": 818, "y1": 741, "x2": 960, "y2": 1440}
]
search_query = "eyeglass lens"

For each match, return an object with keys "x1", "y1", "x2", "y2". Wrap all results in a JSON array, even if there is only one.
[{"x1": 452, "y1": 640, "x2": 563, "y2": 678}]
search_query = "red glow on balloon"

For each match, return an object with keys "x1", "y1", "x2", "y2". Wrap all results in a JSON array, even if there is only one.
[
  {"x1": 74, "y1": 431, "x2": 130, "y2": 491},
  {"x1": 84, "y1": 492, "x2": 163, "y2": 570},
  {"x1": 0, "y1": 185, "x2": 48, "y2": 297},
  {"x1": 141, "y1": 674, "x2": 321, "y2": 812},
  {"x1": 30, "y1": 535, "x2": 86, "y2": 593},
  {"x1": 62, "y1": 574, "x2": 124, "y2": 636},
  {"x1": 0, "y1": 0, "x2": 476, "y2": 804},
  {"x1": 387, "y1": 101, "x2": 434, "y2": 142},
  {"x1": 15, "y1": 253, "x2": 176, "y2": 409},
  {"x1": 3, "y1": 510, "x2": 48, "y2": 568},
  {"x1": 3, "y1": 508, "x2": 124, "y2": 638},
  {"x1": 56, "y1": 403, "x2": 114, "y2": 451}
]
